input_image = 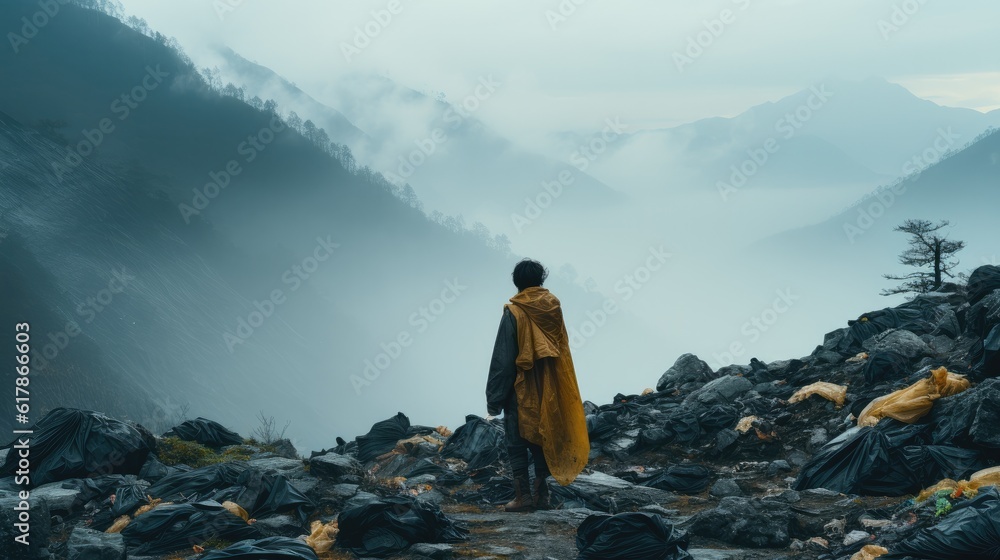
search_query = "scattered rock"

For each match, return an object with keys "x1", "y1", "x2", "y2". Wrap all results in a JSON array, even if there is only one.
[
  {"x1": 843, "y1": 530, "x2": 871, "y2": 546},
  {"x1": 688, "y1": 496, "x2": 794, "y2": 548},
  {"x1": 344, "y1": 490, "x2": 381, "y2": 510},
  {"x1": 253, "y1": 513, "x2": 308, "y2": 538},
  {"x1": 710, "y1": 479, "x2": 742, "y2": 498},
  {"x1": 309, "y1": 452, "x2": 362, "y2": 479},
  {"x1": 863, "y1": 328, "x2": 932, "y2": 359},
  {"x1": 767, "y1": 460, "x2": 793, "y2": 477},
  {"x1": 67, "y1": 526, "x2": 126, "y2": 560},
  {"x1": 248, "y1": 456, "x2": 306, "y2": 477},
  {"x1": 657, "y1": 353, "x2": 718, "y2": 392},
  {"x1": 269, "y1": 438, "x2": 300, "y2": 459},
  {"x1": 0, "y1": 495, "x2": 50, "y2": 559},
  {"x1": 684, "y1": 375, "x2": 753, "y2": 406},
  {"x1": 30, "y1": 483, "x2": 81, "y2": 515},
  {"x1": 409, "y1": 542, "x2": 454, "y2": 559}
]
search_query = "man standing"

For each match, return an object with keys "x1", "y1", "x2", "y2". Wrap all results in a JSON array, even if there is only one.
[{"x1": 487, "y1": 259, "x2": 590, "y2": 512}]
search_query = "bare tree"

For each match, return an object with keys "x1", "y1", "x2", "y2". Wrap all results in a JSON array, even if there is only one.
[
  {"x1": 882, "y1": 219, "x2": 965, "y2": 296},
  {"x1": 252, "y1": 410, "x2": 290, "y2": 444}
]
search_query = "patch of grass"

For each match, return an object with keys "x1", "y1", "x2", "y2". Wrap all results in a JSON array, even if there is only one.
[
  {"x1": 317, "y1": 549, "x2": 356, "y2": 560},
  {"x1": 156, "y1": 437, "x2": 254, "y2": 468},
  {"x1": 157, "y1": 437, "x2": 217, "y2": 467},
  {"x1": 199, "y1": 538, "x2": 235, "y2": 551}
]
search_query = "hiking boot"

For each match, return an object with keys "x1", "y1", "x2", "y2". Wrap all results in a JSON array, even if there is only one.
[
  {"x1": 504, "y1": 476, "x2": 534, "y2": 512},
  {"x1": 532, "y1": 477, "x2": 553, "y2": 510}
]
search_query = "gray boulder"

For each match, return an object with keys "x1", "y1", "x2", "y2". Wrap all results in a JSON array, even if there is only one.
[
  {"x1": 657, "y1": 354, "x2": 717, "y2": 392},
  {"x1": 30, "y1": 482, "x2": 81, "y2": 515},
  {"x1": 863, "y1": 328, "x2": 931, "y2": 359},
  {"x1": 710, "y1": 479, "x2": 742, "y2": 498},
  {"x1": 253, "y1": 514, "x2": 308, "y2": 538},
  {"x1": 269, "y1": 438, "x2": 300, "y2": 459},
  {"x1": 248, "y1": 456, "x2": 307, "y2": 478},
  {"x1": 684, "y1": 375, "x2": 753, "y2": 407},
  {"x1": 0, "y1": 494, "x2": 50, "y2": 559},
  {"x1": 67, "y1": 527, "x2": 126, "y2": 560},
  {"x1": 688, "y1": 496, "x2": 794, "y2": 548},
  {"x1": 409, "y1": 543, "x2": 454, "y2": 559},
  {"x1": 309, "y1": 452, "x2": 362, "y2": 480}
]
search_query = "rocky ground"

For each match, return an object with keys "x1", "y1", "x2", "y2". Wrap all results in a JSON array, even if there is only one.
[{"x1": 1, "y1": 265, "x2": 999, "y2": 559}]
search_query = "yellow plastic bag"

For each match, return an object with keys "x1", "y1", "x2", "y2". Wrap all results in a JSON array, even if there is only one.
[
  {"x1": 106, "y1": 515, "x2": 131, "y2": 533},
  {"x1": 735, "y1": 416, "x2": 760, "y2": 434},
  {"x1": 851, "y1": 544, "x2": 888, "y2": 560},
  {"x1": 789, "y1": 382, "x2": 848, "y2": 408},
  {"x1": 916, "y1": 479, "x2": 960, "y2": 502},
  {"x1": 222, "y1": 500, "x2": 249, "y2": 521},
  {"x1": 306, "y1": 520, "x2": 339, "y2": 554},
  {"x1": 857, "y1": 368, "x2": 969, "y2": 427},
  {"x1": 971, "y1": 466, "x2": 1000, "y2": 486}
]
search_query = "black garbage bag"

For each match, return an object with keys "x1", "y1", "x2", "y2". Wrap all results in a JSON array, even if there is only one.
[
  {"x1": 586, "y1": 411, "x2": 621, "y2": 441},
  {"x1": 793, "y1": 421, "x2": 949, "y2": 496},
  {"x1": 863, "y1": 351, "x2": 912, "y2": 385},
  {"x1": 121, "y1": 500, "x2": 260, "y2": 555},
  {"x1": 138, "y1": 454, "x2": 180, "y2": 483},
  {"x1": 698, "y1": 405, "x2": 738, "y2": 433},
  {"x1": 550, "y1": 481, "x2": 613, "y2": 512},
  {"x1": 0, "y1": 408, "x2": 151, "y2": 487},
  {"x1": 199, "y1": 537, "x2": 318, "y2": 560},
  {"x1": 643, "y1": 465, "x2": 712, "y2": 495},
  {"x1": 795, "y1": 424, "x2": 885, "y2": 495},
  {"x1": 111, "y1": 478, "x2": 152, "y2": 517},
  {"x1": 967, "y1": 265, "x2": 1000, "y2": 306},
  {"x1": 337, "y1": 495, "x2": 468, "y2": 557},
  {"x1": 605, "y1": 397, "x2": 646, "y2": 419},
  {"x1": 866, "y1": 445, "x2": 986, "y2": 497},
  {"x1": 906, "y1": 446, "x2": 986, "y2": 484},
  {"x1": 146, "y1": 462, "x2": 247, "y2": 502},
  {"x1": 930, "y1": 378, "x2": 1000, "y2": 450},
  {"x1": 453, "y1": 476, "x2": 514, "y2": 505},
  {"x1": 162, "y1": 418, "x2": 243, "y2": 448},
  {"x1": 356, "y1": 412, "x2": 411, "y2": 462},
  {"x1": 435, "y1": 470, "x2": 469, "y2": 486},
  {"x1": 966, "y1": 292, "x2": 1000, "y2": 353},
  {"x1": 403, "y1": 458, "x2": 451, "y2": 478},
  {"x1": 838, "y1": 305, "x2": 935, "y2": 354},
  {"x1": 576, "y1": 512, "x2": 692, "y2": 560},
  {"x1": 222, "y1": 467, "x2": 313, "y2": 523},
  {"x1": 883, "y1": 487, "x2": 1000, "y2": 559},
  {"x1": 971, "y1": 325, "x2": 1000, "y2": 377},
  {"x1": 440, "y1": 415, "x2": 506, "y2": 471},
  {"x1": 665, "y1": 410, "x2": 701, "y2": 445},
  {"x1": 630, "y1": 425, "x2": 676, "y2": 453},
  {"x1": 146, "y1": 463, "x2": 313, "y2": 523}
]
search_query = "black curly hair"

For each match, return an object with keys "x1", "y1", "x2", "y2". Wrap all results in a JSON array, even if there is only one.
[{"x1": 512, "y1": 258, "x2": 548, "y2": 291}]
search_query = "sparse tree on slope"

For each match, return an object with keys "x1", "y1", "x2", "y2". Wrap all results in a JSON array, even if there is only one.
[{"x1": 882, "y1": 219, "x2": 965, "y2": 296}]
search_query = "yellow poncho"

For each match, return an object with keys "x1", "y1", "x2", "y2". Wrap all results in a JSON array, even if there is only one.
[{"x1": 505, "y1": 287, "x2": 590, "y2": 486}]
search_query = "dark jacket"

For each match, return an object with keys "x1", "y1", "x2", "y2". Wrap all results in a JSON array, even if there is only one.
[{"x1": 486, "y1": 308, "x2": 524, "y2": 446}]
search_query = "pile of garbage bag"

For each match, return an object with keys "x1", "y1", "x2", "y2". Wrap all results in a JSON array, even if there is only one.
[
  {"x1": 199, "y1": 537, "x2": 319, "y2": 560},
  {"x1": 120, "y1": 500, "x2": 260, "y2": 555},
  {"x1": 576, "y1": 512, "x2": 691, "y2": 560},
  {"x1": 336, "y1": 495, "x2": 468, "y2": 557},
  {"x1": 440, "y1": 415, "x2": 506, "y2": 471},
  {"x1": 0, "y1": 408, "x2": 151, "y2": 487},
  {"x1": 139, "y1": 462, "x2": 313, "y2": 522},
  {"x1": 162, "y1": 417, "x2": 244, "y2": 447}
]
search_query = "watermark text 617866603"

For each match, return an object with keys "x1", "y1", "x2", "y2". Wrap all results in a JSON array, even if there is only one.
[{"x1": 13, "y1": 321, "x2": 34, "y2": 546}]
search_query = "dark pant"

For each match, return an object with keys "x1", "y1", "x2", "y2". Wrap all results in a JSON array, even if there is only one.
[{"x1": 508, "y1": 440, "x2": 550, "y2": 481}]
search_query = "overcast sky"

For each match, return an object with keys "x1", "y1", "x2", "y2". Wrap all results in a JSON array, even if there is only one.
[{"x1": 118, "y1": 0, "x2": 1000, "y2": 144}]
